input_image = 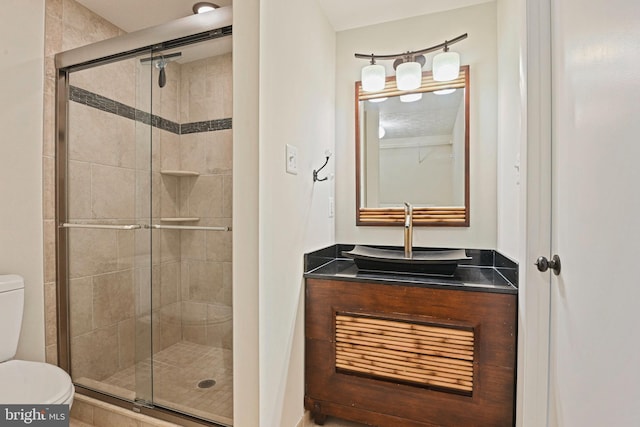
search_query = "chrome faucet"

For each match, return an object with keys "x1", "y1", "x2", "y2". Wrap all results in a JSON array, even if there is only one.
[{"x1": 404, "y1": 202, "x2": 413, "y2": 259}]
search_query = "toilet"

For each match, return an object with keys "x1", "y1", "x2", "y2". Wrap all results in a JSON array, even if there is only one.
[{"x1": 0, "y1": 274, "x2": 74, "y2": 406}]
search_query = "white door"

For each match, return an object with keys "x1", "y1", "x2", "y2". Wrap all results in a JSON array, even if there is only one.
[{"x1": 549, "y1": 0, "x2": 640, "y2": 425}]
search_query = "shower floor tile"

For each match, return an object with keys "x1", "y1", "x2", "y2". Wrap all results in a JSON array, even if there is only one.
[{"x1": 98, "y1": 341, "x2": 233, "y2": 426}]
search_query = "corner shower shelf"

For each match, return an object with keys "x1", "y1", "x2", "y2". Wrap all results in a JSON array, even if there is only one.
[
  {"x1": 160, "y1": 170, "x2": 200, "y2": 177},
  {"x1": 160, "y1": 217, "x2": 200, "y2": 222}
]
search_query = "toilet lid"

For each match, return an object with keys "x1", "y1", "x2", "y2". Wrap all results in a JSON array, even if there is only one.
[{"x1": 0, "y1": 360, "x2": 74, "y2": 404}]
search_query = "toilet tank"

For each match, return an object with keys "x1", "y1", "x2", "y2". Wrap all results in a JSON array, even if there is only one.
[{"x1": 0, "y1": 275, "x2": 25, "y2": 362}]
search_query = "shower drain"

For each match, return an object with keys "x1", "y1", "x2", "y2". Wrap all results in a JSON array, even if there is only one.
[{"x1": 197, "y1": 379, "x2": 217, "y2": 389}]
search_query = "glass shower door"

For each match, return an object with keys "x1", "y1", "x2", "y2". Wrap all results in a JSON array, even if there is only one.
[
  {"x1": 147, "y1": 39, "x2": 234, "y2": 425},
  {"x1": 64, "y1": 49, "x2": 154, "y2": 405},
  {"x1": 61, "y1": 31, "x2": 233, "y2": 426}
]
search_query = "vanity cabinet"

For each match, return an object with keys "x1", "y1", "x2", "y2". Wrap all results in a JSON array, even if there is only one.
[{"x1": 305, "y1": 278, "x2": 517, "y2": 427}]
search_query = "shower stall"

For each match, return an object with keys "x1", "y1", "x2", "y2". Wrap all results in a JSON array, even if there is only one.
[{"x1": 55, "y1": 10, "x2": 233, "y2": 426}]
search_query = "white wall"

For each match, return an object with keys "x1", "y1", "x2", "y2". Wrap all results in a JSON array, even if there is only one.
[
  {"x1": 378, "y1": 143, "x2": 454, "y2": 206},
  {"x1": 336, "y1": 2, "x2": 498, "y2": 249},
  {"x1": 497, "y1": 0, "x2": 524, "y2": 259},
  {"x1": 233, "y1": 0, "x2": 260, "y2": 426},
  {"x1": 0, "y1": 0, "x2": 45, "y2": 361},
  {"x1": 258, "y1": 0, "x2": 336, "y2": 426}
]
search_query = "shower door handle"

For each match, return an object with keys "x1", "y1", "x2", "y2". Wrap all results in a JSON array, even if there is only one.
[
  {"x1": 150, "y1": 224, "x2": 230, "y2": 231},
  {"x1": 61, "y1": 223, "x2": 230, "y2": 231},
  {"x1": 60, "y1": 223, "x2": 142, "y2": 230}
]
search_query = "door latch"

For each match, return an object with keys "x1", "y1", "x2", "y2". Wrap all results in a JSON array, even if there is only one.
[{"x1": 535, "y1": 254, "x2": 561, "y2": 275}]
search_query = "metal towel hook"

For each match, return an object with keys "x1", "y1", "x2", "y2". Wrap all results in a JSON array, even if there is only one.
[{"x1": 313, "y1": 150, "x2": 332, "y2": 182}]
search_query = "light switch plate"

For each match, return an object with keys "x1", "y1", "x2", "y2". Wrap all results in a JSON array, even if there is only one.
[{"x1": 286, "y1": 144, "x2": 298, "y2": 175}]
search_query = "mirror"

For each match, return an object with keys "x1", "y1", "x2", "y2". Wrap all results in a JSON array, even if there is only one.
[{"x1": 356, "y1": 65, "x2": 469, "y2": 226}]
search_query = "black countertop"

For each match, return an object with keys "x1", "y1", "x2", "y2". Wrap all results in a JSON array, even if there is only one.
[{"x1": 304, "y1": 244, "x2": 518, "y2": 295}]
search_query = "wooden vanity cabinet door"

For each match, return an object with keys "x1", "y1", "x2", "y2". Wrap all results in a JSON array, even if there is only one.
[{"x1": 305, "y1": 278, "x2": 517, "y2": 427}]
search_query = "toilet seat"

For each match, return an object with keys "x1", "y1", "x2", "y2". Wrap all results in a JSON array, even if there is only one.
[{"x1": 0, "y1": 360, "x2": 74, "y2": 405}]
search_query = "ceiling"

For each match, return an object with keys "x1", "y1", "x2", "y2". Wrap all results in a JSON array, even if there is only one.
[
  {"x1": 76, "y1": 0, "x2": 492, "y2": 33},
  {"x1": 316, "y1": 0, "x2": 493, "y2": 31},
  {"x1": 75, "y1": 0, "x2": 232, "y2": 33}
]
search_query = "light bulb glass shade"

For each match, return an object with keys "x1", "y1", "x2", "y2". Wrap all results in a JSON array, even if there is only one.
[
  {"x1": 361, "y1": 64, "x2": 386, "y2": 92},
  {"x1": 378, "y1": 126, "x2": 386, "y2": 139},
  {"x1": 432, "y1": 51, "x2": 460, "y2": 81},
  {"x1": 396, "y1": 61, "x2": 422, "y2": 91},
  {"x1": 400, "y1": 93, "x2": 422, "y2": 103},
  {"x1": 368, "y1": 97, "x2": 388, "y2": 103},
  {"x1": 192, "y1": 2, "x2": 219, "y2": 14},
  {"x1": 434, "y1": 88, "x2": 456, "y2": 95}
]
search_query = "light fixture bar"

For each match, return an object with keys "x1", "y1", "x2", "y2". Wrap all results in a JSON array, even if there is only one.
[{"x1": 354, "y1": 33, "x2": 467, "y2": 61}]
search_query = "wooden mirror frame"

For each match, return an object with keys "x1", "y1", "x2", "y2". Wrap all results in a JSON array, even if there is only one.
[{"x1": 355, "y1": 65, "x2": 470, "y2": 227}]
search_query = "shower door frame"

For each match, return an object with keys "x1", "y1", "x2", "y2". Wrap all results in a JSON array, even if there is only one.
[{"x1": 54, "y1": 9, "x2": 232, "y2": 427}]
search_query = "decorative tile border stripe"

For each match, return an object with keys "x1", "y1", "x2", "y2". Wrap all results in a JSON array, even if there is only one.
[
  {"x1": 69, "y1": 85, "x2": 230, "y2": 135},
  {"x1": 181, "y1": 118, "x2": 232, "y2": 134},
  {"x1": 70, "y1": 85, "x2": 138, "y2": 120},
  {"x1": 134, "y1": 110, "x2": 181, "y2": 134}
]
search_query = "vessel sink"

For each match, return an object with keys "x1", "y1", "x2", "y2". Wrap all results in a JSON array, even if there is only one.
[{"x1": 342, "y1": 245, "x2": 471, "y2": 276}]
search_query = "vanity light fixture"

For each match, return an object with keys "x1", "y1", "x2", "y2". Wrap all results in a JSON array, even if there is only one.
[
  {"x1": 192, "y1": 2, "x2": 219, "y2": 14},
  {"x1": 361, "y1": 56, "x2": 386, "y2": 92},
  {"x1": 395, "y1": 59, "x2": 423, "y2": 90},
  {"x1": 355, "y1": 33, "x2": 467, "y2": 90},
  {"x1": 400, "y1": 93, "x2": 422, "y2": 103},
  {"x1": 434, "y1": 88, "x2": 456, "y2": 95},
  {"x1": 433, "y1": 41, "x2": 461, "y2": 81}
]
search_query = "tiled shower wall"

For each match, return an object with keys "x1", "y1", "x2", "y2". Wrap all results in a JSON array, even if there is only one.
[
  {"x1": 178, "y1": 54, "x2": 233, "y2": 350},
  {"x1": 43, "y1": 0, "x2": 232, "y2": 383}
]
